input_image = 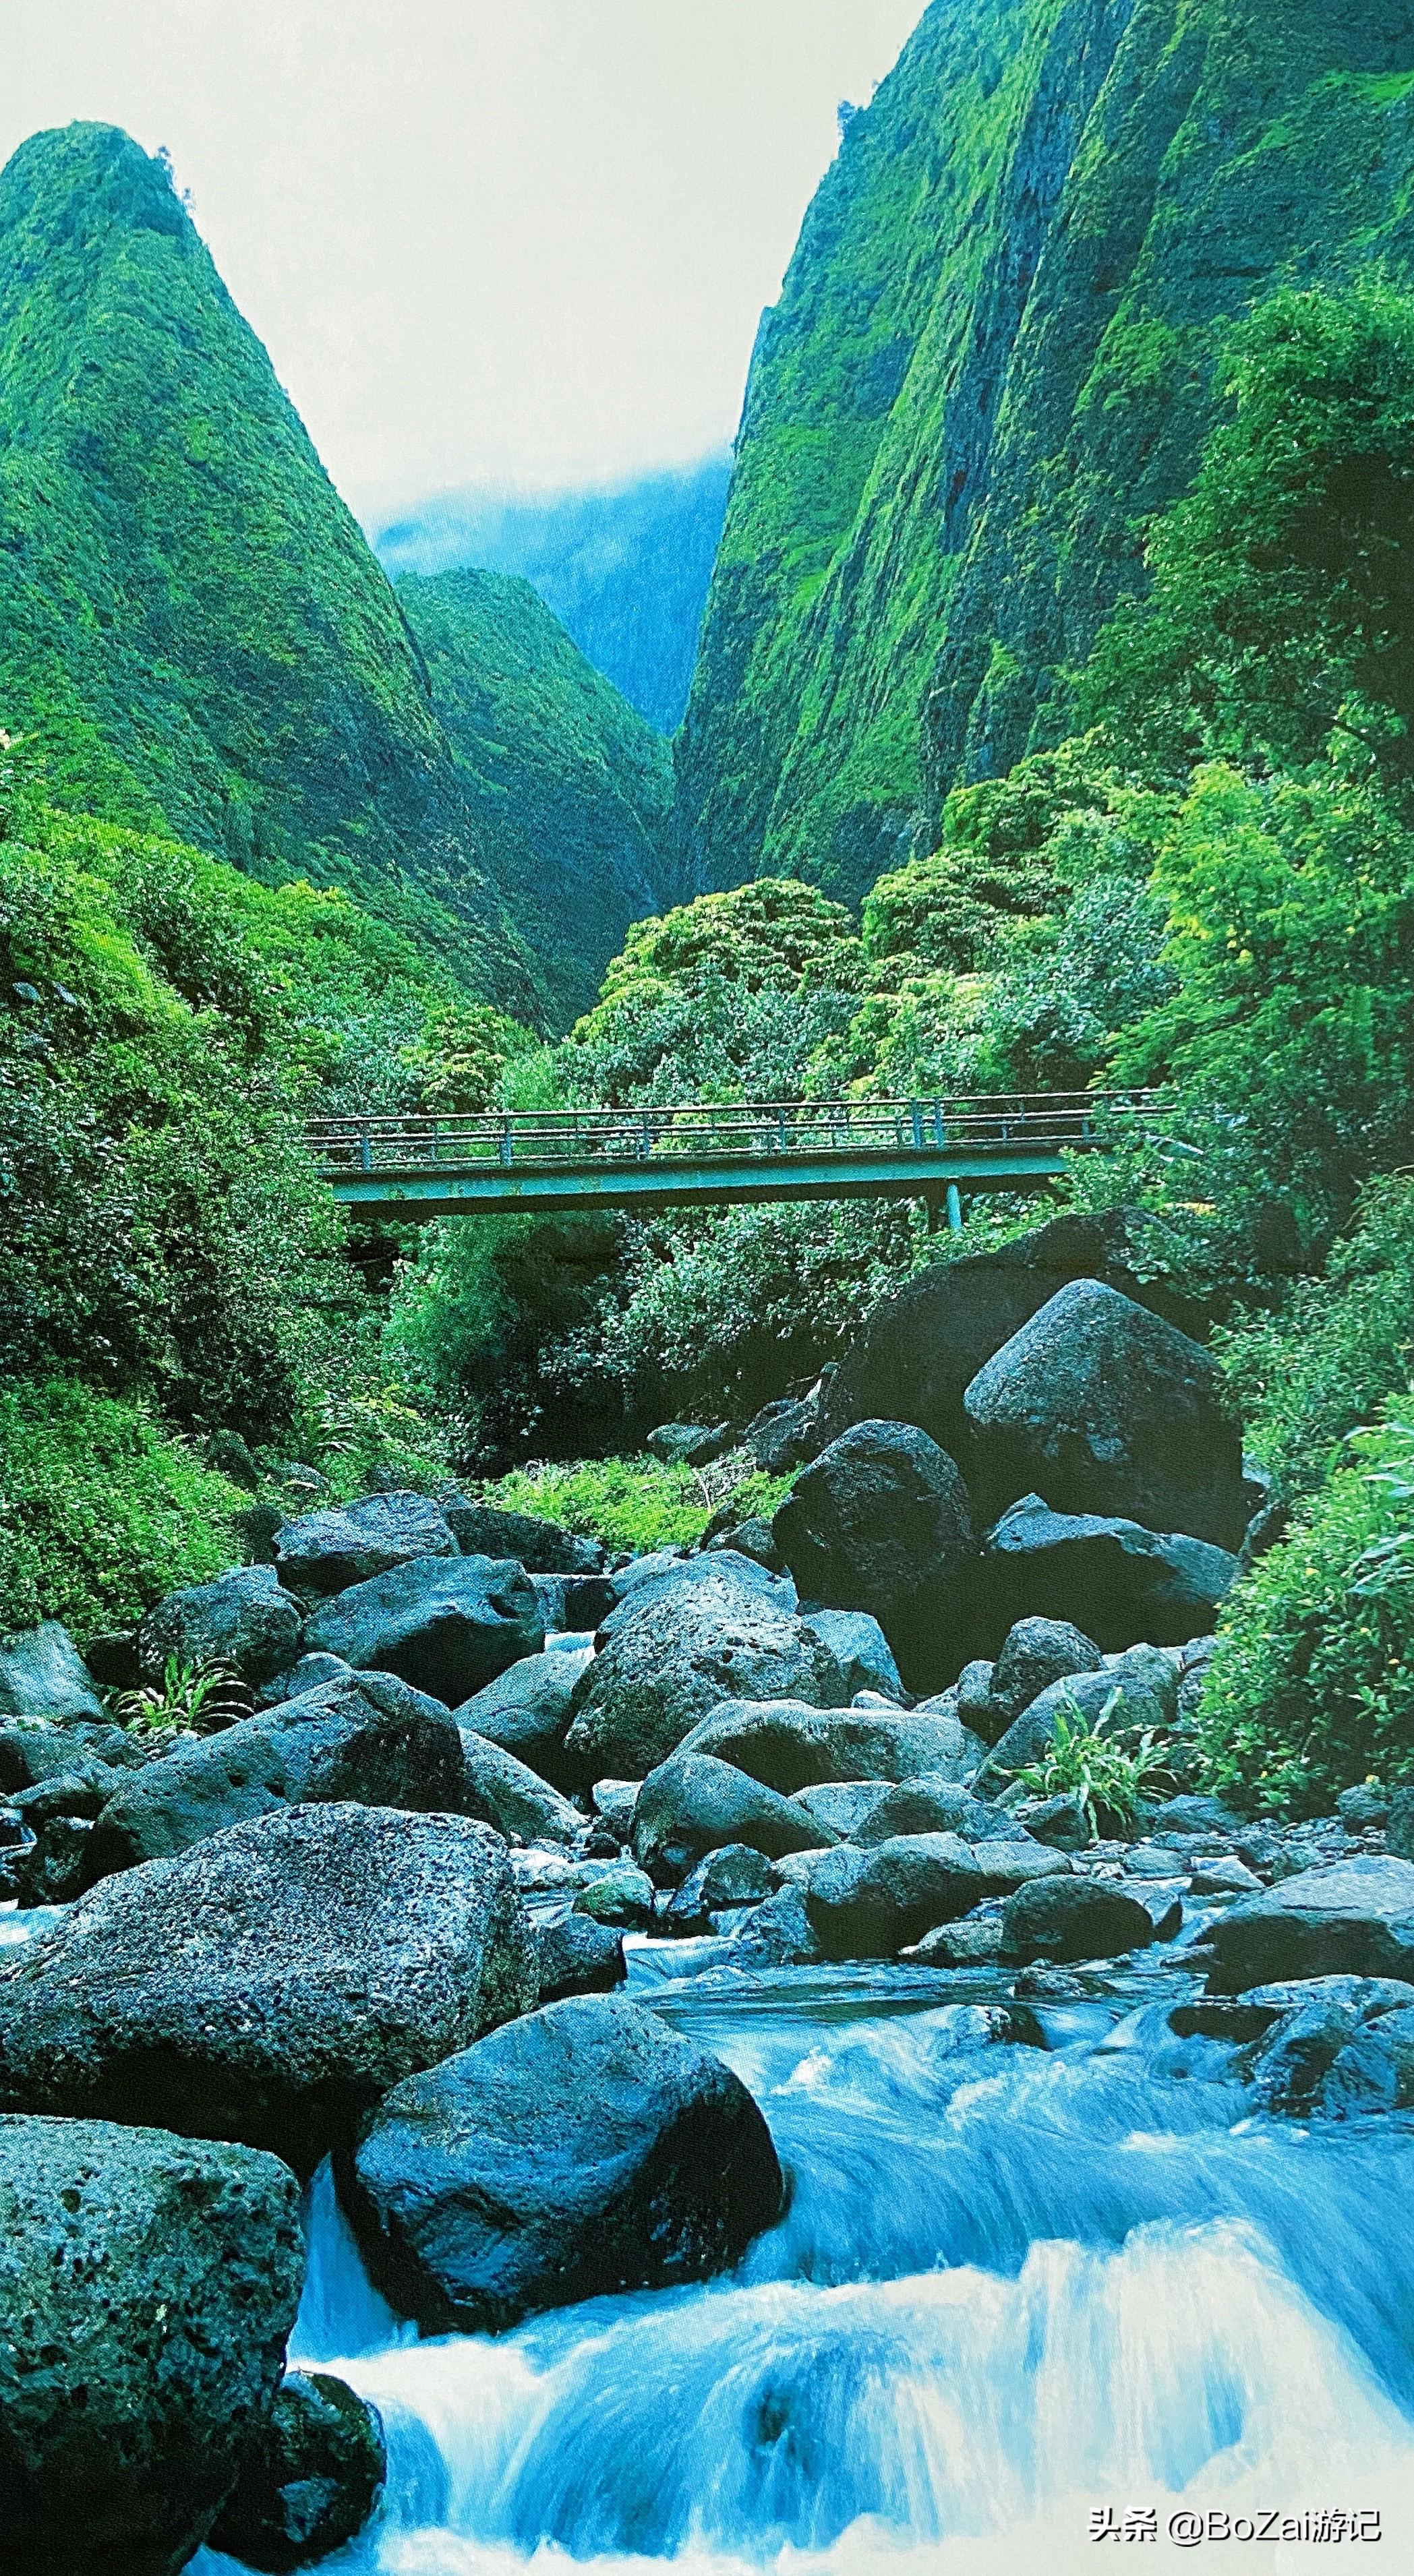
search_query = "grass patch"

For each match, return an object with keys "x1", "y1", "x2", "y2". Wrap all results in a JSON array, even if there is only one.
[{"x1": 478, "y1": 1453, "x2": 794, "y2": 1556}]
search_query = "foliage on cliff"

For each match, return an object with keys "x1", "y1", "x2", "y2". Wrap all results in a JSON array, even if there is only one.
[
  {"x1": 397, "y1": 568, "x2": 676, "y2": 1021},
  {"x1": 677, "y1": 0, "x2": 1414, "y2": 901}
]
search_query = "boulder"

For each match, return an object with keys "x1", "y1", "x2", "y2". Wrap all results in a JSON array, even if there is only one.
[
  {"x1": 910, "y1": 1916, "x2": 1007, "y2": 1967},
  {"x1": 1244, "y1": 1999, "x2": 1362, "y2": 2113},
  {"x1": 1388, "y1": 1788, "x2": 1414, "y2": 1863},
  {"x1": 1321, "y1": 2005, "x2": 1414, "y2": 2116},
  {"x1": 854, "y1": 1777, "x2": 1028, "y2": 1848},
  {"x1": 989, "y1": 1617, "x2": 1104, "y2": 1727},
  {"x1": 0, "y1": 2113, "x2": 302, "y2": 2576},
  {"x1": 1014, "y1": 1793, "x2": 1092, "y2": 1851},
  {"x1": 703, "y1": 1516, "x2": 784, "y2": 1573},
  {"x1": 632, "y1": 1751, "x2": 837, "y2": 1884},
  {"x1": 646, "y1": 1422, "x2": 733, "y2": 1467},
  {"x1": 84, "y1": 1673, "x2": 471, "y2": 1879},
  {"x1": 138, "y1": 1566, "x2": 303, "y2": 1687},
  {"x1": 805, "y1": 1834, "x2": 1065, "y2": 1959},
  {"x1": 680, "y1": 1698, "x2": 980, "y2": 1796},
  {"x1": 1337, "y1": 1784, "x2": 1390, "y2": 1832},
  {"x1": 820, "y1": 1211, "x2": 1208, "y2": 1457},
  {"x1": 303, "y1": 1554, "x2": 545, "y2": 1704},
  {"x1": 258, "y1": 1652, "x2": 354, "y2": 1708},
  {"x1": 732, "y1": 1882, "x2": 823, "y2": 1965},
  {"x1": 974, "y1": 1668, "x2": 1169, "y2": 1797},
  {"x1": 1206, "y1": 1857, "x2": 1414, "y2": 1994},
  {"x1": 799, "y1": 1607, "x2": 903, "y2": 1700},
  {"x1": 590, "y1": 1778, "x2": 640, "y2": 1841},
  {"x1": 562, "y1": 1594, "x2": 846, "y2": 1785},
  {"x1": 595, "y1": 1549, "x2": 794, "y2": 1640},
  {"x1": 453, "y1": 1647, "x2": 592, "y2": 1791},
  {"x1": 458, "y1": 1731, "x2": 584, "y2": 1847},
  {"x1": 668, "y1": 1845, "x2": 775, "y2": 1931},
  {"x1": 209, "y1": 2372, "x2": 386, "y2": 2573},
  {"x1": 789, "y1": 1779, "x2": 896, "y2": 1840},
  {"x1": 963, "y1": 1278, "x2": 1246, "y2": 1547},
  {"x1": 981, "y1": 1495, "x2": 1238, "y2": 1650},
  {"x1": 1001, "y1": 1875, "x2": 1158, "y2": 1965},
  {"x1": 744, "y1": 1394, "x2": 823, "y2": 1476},
  {"x1": 340, "y1": 1996, "x2": 782, "y2": 2333},
  {"x1": 1152, "y1": 1793, "x2": 1247, "y2": 1839},
  {"x1": 535, "y1": 1909, "x2": 626, "y2": 2003},
  {"x1": 13, "y1": 1815, "x2": 97, "y2": 1907},
  {"x1": 771, "y1": 1420, "x2": 974, "y2": 1644},
  {"x1": 272, "y1": 1491, "x2": 457, "y2": 1596},
  {"x1": 0, "y1": 1621, "x2": 105, "y2": 1722},
  {"x1": 438, "y1": 1498, "x2": 603, "y2": 1574},
  {"x1": 572, "y1": 1862, "x2": 656, "y2": 1928},
  {"x1": 0, "y1": 1721, "x2": 140, "y2": 1798},
  {"x1": 0, "y1": 1803, "x2": 537, "y2": 2171}
]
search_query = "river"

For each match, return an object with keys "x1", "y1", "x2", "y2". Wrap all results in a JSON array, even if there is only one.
[{"x1": 185, "y1": 1933, "x2": 1414, "y2": 2575}]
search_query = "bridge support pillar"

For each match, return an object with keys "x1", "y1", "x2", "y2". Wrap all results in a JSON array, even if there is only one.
[{"x1": 946, "y1": 1184, "x2": 963, "y2": 1234}]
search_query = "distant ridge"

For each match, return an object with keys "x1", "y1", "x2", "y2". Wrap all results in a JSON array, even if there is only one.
[{"x1": 372, "y1": 458, "x2": 732, "y2": 735}]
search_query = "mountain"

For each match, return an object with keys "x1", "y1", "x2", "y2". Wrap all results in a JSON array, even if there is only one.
[
  {"x1": 372, "y1": 459, "x2": 732, "y2": 734},
  {"x1": 399, "y1": 568, "x2": 677, "y2": 1021},
  {"x1": 0, "y1": 123, "x2": 677, "y2": 1027},
  {"x1": 676, "y1": 0, "x2": 1414, "y2": 904}
]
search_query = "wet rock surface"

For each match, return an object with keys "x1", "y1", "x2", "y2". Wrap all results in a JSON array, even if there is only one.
[
  {"x1": 208, "y1": 2371, "x2": 386, "y2": 2573},
  {"x1": 341, "y1": 1995, "x2": 784, "y2": 2333}
]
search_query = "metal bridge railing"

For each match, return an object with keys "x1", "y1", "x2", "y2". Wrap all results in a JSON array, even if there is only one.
[{"x1": 306, "y1": 1089, "x2": 1164, "y2": 1177}]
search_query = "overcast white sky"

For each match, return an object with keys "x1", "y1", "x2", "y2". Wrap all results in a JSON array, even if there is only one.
[{"x1": 3, "y1": 1, "x2": 926, "y2": 518}]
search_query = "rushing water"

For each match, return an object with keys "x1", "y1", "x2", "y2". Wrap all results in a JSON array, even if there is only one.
[{"x1": 187, "y1": 1938, "x2": 1414, "y2": 2576}]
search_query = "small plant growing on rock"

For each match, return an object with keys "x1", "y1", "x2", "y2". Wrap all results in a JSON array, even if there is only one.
[
  {"x1": 111, "y1": 1656, "x2": 252, "y2": 1739},
  {"x1": 1009, "y1": 1688, "x2": 1175, "y2": 1839}
]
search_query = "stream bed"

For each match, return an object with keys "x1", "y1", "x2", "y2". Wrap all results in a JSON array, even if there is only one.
[{"x1": 189, "y1": 1938, "x2": 1414, "y2": 2575}]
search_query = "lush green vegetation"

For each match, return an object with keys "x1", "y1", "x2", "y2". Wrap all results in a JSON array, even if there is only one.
[
  {"x1": 396, "y1": 568, "x2": 676, "y2": 1021},
  {"x1": 477, "y1": 1456, "x2": 792, "y2": 1557},
  {"x1": 1196, "y1": 1402, "x2": 1414, "y2": 1814},
  {"x1": 1008, "y1": 1691, "x2": 1177, "y2": 1840},
  {"x1": 678, "y1": 0, "x2": 1414, "y2": 898},
  {"x1": 0, "y1": 1381, "x2": 242, "y2": 1641}
]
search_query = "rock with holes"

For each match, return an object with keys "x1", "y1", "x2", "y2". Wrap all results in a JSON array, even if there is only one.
[
  {"x1": 0, "y1": 2112, "x2": 302, "y2": 2576},
  {"x1": 0, "y1": 1803, "x2": 537, "y2": 2171},
  {"x1": 0, "y1": 1622, "x2": 105, "y2": 1723},
  {"x1": 84, "y1": 1672, "x2": 470, "y2": 1880},
  {"x1": 562, "y1": 1592, "x2": 846, "y2": 1785},
  {"x1": 138, "y1": 1566, "x2": 303, "y2": 1687}
]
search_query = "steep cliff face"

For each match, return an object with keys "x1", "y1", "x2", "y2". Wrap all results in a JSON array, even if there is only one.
[
  {"x1": 399, "y1": 568, "x2": 677, "y2": 1021},
  {"x1": 677, "y1": 0, "x2": 1414, "y2": 902},
  {"x1": 0, "y1": 124, "x2": 542, "y2": 1013}
]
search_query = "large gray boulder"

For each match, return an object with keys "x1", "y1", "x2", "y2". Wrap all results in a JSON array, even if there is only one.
[
  {"x1": 679, "y1": 1697, "x2": 980, "y2": 1795},
  {"x1": 0, "y1": 1718, "x2": 142, "y2": 1797},
  {"x1": 1207, "y1": 1858, "x2": 1414, "y2": 1994},
  {"x1": 453, "y1": 1647, "x2": 592, "y2": 1791},
  {"x1": 458, "y1": 1730, "x2": 584, "y2": 1847},
  {"x1": 853, "y1": 1777, "x2": 1028, "y2": 1848},
  {"x1": 819, "y1": 1210, "x2": 1207, "y2": 1460},
  {"x1": 0, "y1": 1803, "x2": 537, "y2": 2171},
  {"x1": 339, "y1": 1995, "x2": 782, "y2": 2333},
  {"x1": 209, "y1": 2371, "x2": 386, "y2": 2573},
  {"x1": 272, "y1": 1491, "x2": 456, "y2": 1596},
  {"x1": 974, "y1": 1667, "x2": 1169, "y2": 1797},
  {"x1": 562, "y1": 1592, "x2": 846, "y2": 1785},
  {"x1": 1001, "y1": 1875, "x2": 1160, "y2": 1964},
  {"x1": 0, "y1": 2113, "x2": 302, "y2": 2576},
  {"x1": 798, "y1": 1608, "x2": 903, "y2": 1700},
  {"x1": 632, "y1": 1751, "x2": 837, "y2": 1884},
  {"x1": 771, "y1": 1420, "x2": 974, "y2": 1639},
  {"x1": 981, "y1": 1495, "x2": 1237, "y2": 1650},
  {"x1": 303, "y1": 1554, "x2": 545, "y2": 1704},
  {"x1": 595, "y1": 1549, "x2": 794, "y2": 1640},
  {"x1": 535, "y1": 1909, "x2": 626, "y2": 2003},
  {"x1": 138, "y1": 1565, "x2": 303, "y2": 1686},
  {"x1": 440, "y1": 1497, "x2": 605, "y2": 1574},
  {"x1": 84, "y1": 1673, "x2": 470, "y2": 1879},
  {"x1": 0, "y1": 1621, "x2": 105, "y2": 1721},
  {"x1": 964, "y1": 1280, "x2": 1247, "y2": 1547},
  {"x1": 805, "y1": 1833, "x2": 1063, "y2": 1959},
  {"x1": 990, "y1": 1617, "x2": 1104, "y2": 1727}
]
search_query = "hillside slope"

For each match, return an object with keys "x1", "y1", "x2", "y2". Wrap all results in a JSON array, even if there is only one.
[
  {"x1": 399, "y1": 568, "x2": 678, "y2": 1019},
  {"x1": 676, "y1": 0, "x2": 1414, "y2": 902},
  {"x1": 0, "y1": 123, "x2": 660, "y2": 1025},
  {"x1": 376, "y1": 460, "x2": 732, "y2": 733}
]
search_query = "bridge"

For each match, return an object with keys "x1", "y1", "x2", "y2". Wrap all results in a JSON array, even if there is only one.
[{"x1": 307, "y1": 1091, "x2": 1162, "y2": 1225}]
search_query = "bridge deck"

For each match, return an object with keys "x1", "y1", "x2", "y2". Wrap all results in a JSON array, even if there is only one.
[{"x1": 308, "y1": 1092, "x2": 1160, "y2": 1220}]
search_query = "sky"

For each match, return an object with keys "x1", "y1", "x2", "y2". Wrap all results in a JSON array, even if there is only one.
[{"x1": 2, "y1": 0, "x2": 927, "y2": 520}]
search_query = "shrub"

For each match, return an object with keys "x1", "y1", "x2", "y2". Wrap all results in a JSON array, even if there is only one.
[
  {"x1": 0, "y1": 1380, "x2": 243, "y2": 1640},
  {"x1": 1007, "y1": 1688, "x2": 1176, "y2": 1838},
  {"x1": 477, "y1": 1455, "x2": 793, "y2": 1557},
  {"x1": 1196, "y1": 1398, "x2": 1414, "y2": 1814}
]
